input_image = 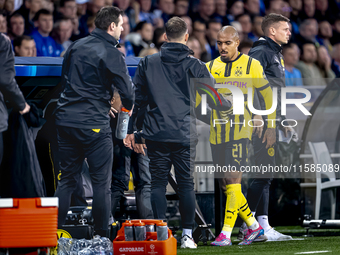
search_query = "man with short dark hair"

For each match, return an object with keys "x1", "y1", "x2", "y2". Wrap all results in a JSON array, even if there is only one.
[
  {"x1": 127, "y1": 16, "x2": 231, "y2": 249},
  {"x1": 54, "y1": 6, "x2": 134, "y2": 237},
  {"x1": 31, "y1": 9, "x2": 63, "y2": 56},
  {"x1": 238, "y1": 13, "x2": 293, "y2": 241},
  {"x1": 13, "y1": 0, "x2": 43, "y2": 35},
  {"x1": 8, "y1": 13, "x2": 25, "y2": 40},
  {"x1": 13, "y1": 35, "x2": 36, "y2": 56}
]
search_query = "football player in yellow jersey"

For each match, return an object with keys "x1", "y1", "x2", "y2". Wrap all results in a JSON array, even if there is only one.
[{"x1": 203, "y1": 26, "x2": 277, "y2": 246}]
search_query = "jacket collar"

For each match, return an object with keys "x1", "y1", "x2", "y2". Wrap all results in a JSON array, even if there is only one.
[
  {"x1": 160, "y1": 42, "x2": 194, "y2": 63},
  {"x1": 91, "y1": 28, "x2": 119, "y2": 47},
  {"x1": 258, "y1": 36, "x2": 282, "y2": 54}
]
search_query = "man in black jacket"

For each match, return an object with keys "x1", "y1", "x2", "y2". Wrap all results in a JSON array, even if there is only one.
[
  {"x1": 239, "y1": 13, "x2": 293, "y2": 241},
  {"x1": 0, "y1": 33, "x2": 30, "y2": 166},
  {"x1": 54, "y1": 6, "x2": 134, "y2": 237},
  {"x1": 129, "y1": 17, "x2": 231, "y2": 249}
]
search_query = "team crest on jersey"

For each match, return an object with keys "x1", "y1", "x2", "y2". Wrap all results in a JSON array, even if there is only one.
[
  {"x1": 235, "y1": 67, "x2": 243, "y2": 77},
  {"x1": 268, "y1": 147, "x2": 275, "y2": 157}
]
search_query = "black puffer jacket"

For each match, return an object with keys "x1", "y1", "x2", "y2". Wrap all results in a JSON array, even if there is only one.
[
  {"x1": 0, "y1": 33, "x2": 26, "y2": 132},
  {"x1": 249, "y1": 36, "x2": 286, "y2": 120},
  {"x1": 132, "y1": 42, "x2": 231, "y2": 143}
]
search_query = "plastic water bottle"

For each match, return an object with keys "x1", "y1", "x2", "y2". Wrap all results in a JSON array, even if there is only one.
[
  {"x1": 156, "y1": 222, "x2": 168, "y2": 241},
  {"x1": 115, "y1": 107, "x2": 130, "y2": 139}
]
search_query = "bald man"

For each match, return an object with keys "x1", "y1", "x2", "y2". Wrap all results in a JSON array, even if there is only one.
[{"x1": 198, "y1": 26, "x2": 276, "y2": 246}]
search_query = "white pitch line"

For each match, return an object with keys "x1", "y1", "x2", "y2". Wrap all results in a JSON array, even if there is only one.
[{"x1": 295, "y1": 251, "x2": 331, "y2": 254}]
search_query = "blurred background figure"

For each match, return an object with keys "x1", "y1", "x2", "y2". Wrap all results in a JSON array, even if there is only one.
[
  {"x1": 14, "y1": 0, "x2": 43, "y2": 35},
  {"x1": 8, "y1": 13, "x2": 25, "y2": 40},
  {"x1": 187, "y1": 36, "x2": 202, "y2": 59},
  {"x1": 331, "y1": 43, "x2": 340, "y2": 77},
  {"x1": 235, "y1": 13, "x2": 252, "y2": 41},
  {"x1": 227, "y1": 0, "x2": 243, "y2": 23},
  {"x1": 127, "y1": 21, "x2": 154, "y2": 56},
  {"x1": 244, "y1": 0, "x2": 260, "y2": 16},
  {"x1": 13, "y1": 35, "x2": 36, "y2": 56},
  {"x1": 4, "y1": 0, "x2": 15, "y2": 15},
  {"x1": 316, "y1": 45, "x2": 335, "y2": 81},
  {"x1": 138, "y1": 47, "x2": 158, "y2": 57},
  {"x1": 238, "y1": 40, "x2": 253, "y2": 55},
  {"x1": 157, "y1": 0, "x2": 175, "y2": 23},
  {"x1": 152, "y1": 26, "x2": 165, "y2": 50},
  {"x1": 192, "y1": 19, "x2": 210, "y2": 61},
  {"x1": 181, "y1": 15, "x2": 192, "y2": 35},
  {"x1": 283, "y1": 43, "x2": 303, "y2": 86},
  {"x1": 0, "y1": 10, "x2": 7, "y2": 34},
  {"x1": 317, "y1": 20, "x2": 333, "y2": 52},
  {"x1": 213, "y1": 0, "x2": 229, "y2": 26},
  {"x1": 174, "y1": 0, "x2": 189, "y2": 16},
  {"x1": 51, "y1": 17, "x2": 73, "y2": 52},
  {"x1": 206, "y1": 18, "x2": 221, "y2": 59},
  {"x1": 31, "y1": 9, "x2": 63, "y2": 56},
  {"x1": 248, "y1": 15, "x2": 263, "y2": 42}
]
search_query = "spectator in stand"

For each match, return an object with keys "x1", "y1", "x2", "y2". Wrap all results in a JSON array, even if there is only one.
[
  {"x1": 244, "y1": 0, "x2": 260, "y2": 16},
  {"x1": 51, "y1": 17, "x2": 73, "y2": 52},
  {"x1": 187, "y1": 36, "x2": 202, "y2": 59},
  {"x1": 76, "y1": 0, "x2": 88, "y2": 17},
  {"x1": 296, "y1": 42, "x2": 335, "y2": 86},
  {"x1": 227, "y1": 0, "x2": 243, "y2": 23},
  {"x1": 282, "y1": 43, "x2": 303, "y2": 86},
  {"x1": 136, "y1": 0, "x2": 163, "y2": 28},
  {"x1": 206, "y1": 18, "x2": 221, "y2": 59},
  {"x1": 4, "y1": 0, "x2": 15, "y2": 15},
  {"x1": 316, "y1": 45, "x2": 336, "y2": 81},
  {"x1": 266, "y1": 0, "x2": 284, "y2": 15},
  {"x1": 152, "y1": 27, "x2": 166, "y2": 50},
  {"x1": 331, "y1": 43, "x2": 340, "y2": 77},
  {"x1": 8, "y1": 13, "x2": 25, "y2": 40},
  {"x1": 295, "y1": 19, "x2": 319, "y2": 47},
  {"x1": 235, "y1": 13, "x2": 252, "y2": 42},
  {"x1": 0, "y1": 0, "x2": 4, "y2": 9},
  {"x1": 231, "y1": 20, "x2": 243, "y2": 41},
  {"x1": 288, "y1": 0, "x2": 302, "y2": 25},
  {"x1": 318, "y1": 20, "x2": 333, "y2": 52},
  {"x1": 192, "y1": 0, "x2": 214, "y2": 22},
  {"x1": 213, "y1": 0, "x2": 229, "y2": 26},
  {"x1": 31, "y1": 9, "x2": 63, "y2": 56},
  {"x1": 14, "y1": 0, "x2": 43, "y2": 35},
  {"x1": 13, "y1": 35, "x2": 36, "y2": 56},
  {"x1": 315, "y1": 0, "x2": 333, "y2": 22},
  {"x1": 120, "y1": 14, "x2": 135, "y2": 56},
  {"x1": 42, "y1": 0, "x2": 54, "y2": 12},
  {"x1": 248, "y1": 15, "x2": 263, "y2": 42},
  {"x1": 192, "y1": 19, "x2": 210, "y2": 61},
  {"x1": 181, "y1": 15, "x2": 192, "y2": 35},
  {"x1": 105, "y1": 0, "x2": 113, "y2": 6},
  {"x1": 301, "y1": 0, "x2": 315, "y2": 20},
  {"x1": 332, "y1": 14, "x2": 340, "y2": 35},
  {"x1": 174, "y1": 0, "x2": 189, "y2": 16},
  {"x1": 58, "y1": 0, "x2": 77, "y2": 19},
  {"x1": 115, "y1": 0, "x2": 136, "y2": 29},
  {"x1": 238, "y1": 40, "x2": 253, "y2": 55},
  {"x1": 157, "y1": 0, "x2": 174, "y2": 23},
  {"x1": 138, "y1": 47, "x2": 158, "y2": 57},
  {"x1": 128, "y1": 21, "x2": 154, "y2": 56},
  {"x1": 86, "y1": 15, "x2": 95, "y2": 33},
  {"x1": 0, "y1": 10, "x2": 7, "y2": 34}
]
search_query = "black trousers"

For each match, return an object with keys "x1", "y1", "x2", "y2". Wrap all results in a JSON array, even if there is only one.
[
  {"x1": 247, "y1": 126, "x2": 277, "y2": 216},
  {"x1": 111, "y1": 137, "x2": 153, "y2": 219},
  {"x1": 146, "y1": 140, "x2": 196, "y2": 230},
  {"x1": 54, "y1": 126, "x2": 113, "y2": 237}
]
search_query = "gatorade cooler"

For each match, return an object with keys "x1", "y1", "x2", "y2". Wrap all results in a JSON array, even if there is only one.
[
  {"x1": 113, "y1": 219, "x2": 177, "y2": 255},
  {"x1": 0, "y1": 197, "x2": 58, "y2": 248}
]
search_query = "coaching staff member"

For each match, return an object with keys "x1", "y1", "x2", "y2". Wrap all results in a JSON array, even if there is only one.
[
  {"x1": 0, "y1": 33, "x2": 30, "y2": 166},
  {"x1": 54, "y1": 6, "x2": 134, "y2": 237},
  {"x1": 239, "y1": 13, "x2": 293, "y2": 241},
  {"x1": 130, "y1": 17, "x2": 231, "y2": 249}
]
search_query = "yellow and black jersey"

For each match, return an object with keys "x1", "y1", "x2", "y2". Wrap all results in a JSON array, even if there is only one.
[{"x1": 197, "y1": 53, "x2": 276, "y2": 144}]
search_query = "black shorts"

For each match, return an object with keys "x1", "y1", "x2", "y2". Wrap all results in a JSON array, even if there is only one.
[{"x1": 211, "y1": 138, "x2": 249, "y2": 175}]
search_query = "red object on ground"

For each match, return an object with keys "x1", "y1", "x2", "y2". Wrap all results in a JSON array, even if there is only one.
[
  {"x1": 113, "y1": 219, "x2": 177, "y2": 255},
  {"x1": 0, "y1": 197, "x2": 58, "y2": 248}
]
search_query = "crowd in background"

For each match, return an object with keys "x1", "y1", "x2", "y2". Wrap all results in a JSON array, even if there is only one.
[{"x1": 1, "y1": 0, "x2": 340, "y2": 85}]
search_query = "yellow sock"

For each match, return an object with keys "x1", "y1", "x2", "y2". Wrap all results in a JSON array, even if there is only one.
[
  {"x1": 238, "y1": 192, "x2": 256, "y2": 227},
  {"x1": 222, "y1": 184, "x2": 242, "y2": 232}
]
